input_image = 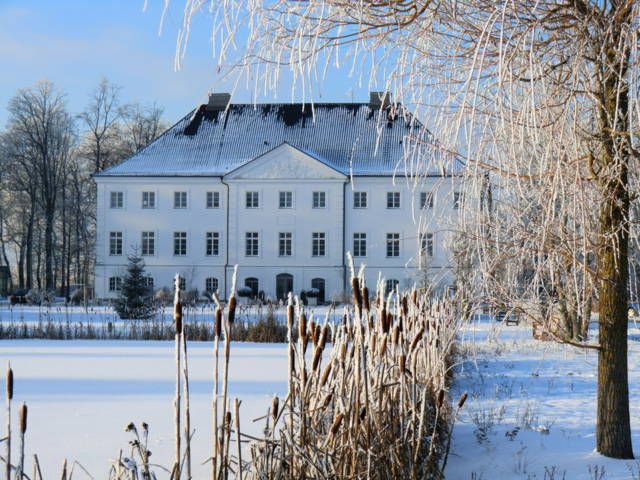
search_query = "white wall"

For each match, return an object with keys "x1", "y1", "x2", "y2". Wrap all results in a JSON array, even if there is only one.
[{"x1": 95, "y1": 171, "x2": 461, "y2": 300}]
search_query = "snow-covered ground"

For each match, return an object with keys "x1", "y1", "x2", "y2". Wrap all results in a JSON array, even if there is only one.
[
  {"x1": 1, "y1": 314, "x2": 639, "y2": 478},
  {"x1": 448, "y1": 317, "x2": 640, "y2": 479}
]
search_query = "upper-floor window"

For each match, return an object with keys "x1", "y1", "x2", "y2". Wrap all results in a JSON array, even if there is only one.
[
  {"x1": 353, "y1": 233, "x2": 367, "y2": 257},
  {"x1": 174, "y1": 232, "x2": 187, "y2": 256},
  {"x1": 110, "y1": 192, "x2": 124, "y2": 209},
  {"x1": 174, "y1": 191, "x2": 187, "y2": 209},
  {"x1": 279, "y1": 232, "x2": 292, "y2": 256},
  {"x1": 245, "y1": 232, "x2": 259, "y2": 256},
  {"x1": 207, "y1": 191, "x2": 220, "y2": 209},
  {"x1": 453, "y1": 192, "x2": 464, "y2": 210},
  {"x1": 143, "y1": 277, "x2": 154, "y2": 289},
  {"x1": 109, "y1": 232, "x2": 123, "y2": 256},
  {"x1": 142, "y1": 191, "x2": 155, "y2": 209},
  {"x1": 386, "y1": 233, "x2": 400, "y2": 257},
  {"x1": 353, "y1": 191, "x2": 367, "y2": 209},
  {"x1": 387, "y1": 192, "x2": 400, "y2": 209},
  {"x1": 246, "y1": 191, "x2": 259, "y2": 209},
  {"x1": 420, "y1": 192, "x2": 433, "y2": 209},
  {"x1": 141, "y1": 231, "x2": 155, "y2": 256},
  {"x1": 109, "y1": 277, "x2": 122, "y2": 292},
  {"x1": 420, "y1": 233, "x2": 434, "y2": 257},
  {"x1": 279, "y1": 191, "x2": 293, "y2": 209},
  {"x1": 312, "y1": 232, "x2": 326, "y2": 257},
  {"x1": 312, "y1": 191, "x2": 326, "y2": 209},
  {"x1": 206, "y1": 232, "x2": 220, "y2": 256}
]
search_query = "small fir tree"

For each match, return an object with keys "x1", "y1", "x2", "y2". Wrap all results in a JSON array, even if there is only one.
[{"x1": 113, "y1": 254, "x2": 156, "y2": 320}]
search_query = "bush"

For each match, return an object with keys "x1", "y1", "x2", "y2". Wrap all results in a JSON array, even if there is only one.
[
  {"x1": 25, "y1": 289, "x2": 56, "y2": 305},
  {"x1": 237, "y1": 286, "x2": 253, "y2": 298}
]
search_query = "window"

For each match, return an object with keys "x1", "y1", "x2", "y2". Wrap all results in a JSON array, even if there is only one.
[
  {"x1": 142, "y1": 191, "x2": 155, "y2": 209},
  {"x1": 453, "y1": 192, "x2": 464, "y2": 210},
  {"x1": 206, "y1": 191, "x2": 220, "y2": 209},
  {"x1": 206, "y1": 232, "x2": 220, "y2": 256},
  {"x1": 386, "y1": 233, "x2": 400, "y2": 257},
  {"x1": 174, "y1": 232, "x2": 187, "y2": 256},
  {"x1": 385, "y1": 279, "x2": 399, "y2": 294},
  {"x1": 174, "y1": 191, "x2": 187, "y2": 209},
  {"x1": 353, "y1": 233, "x2": 367, "y2": 257},
  {"x1": 312, "y1": 191, "x2": 326, "y2": 209},
  {"x1": 108, "y1": 277, "x2": 122, "y2": 292},
  {"x1": 387, "y1": 191, "x2": 400, "y2": 209},
  {"x1": 279, "y1": 191, "x2": 293, "y2": 209},
  {"x1": 205, "y1": 277, "x2": 219, "y2": 294},
  {"x1": 143, "y1": 277, "x2": 154, "y2": 289},
  {"x1": 177, "y1": 277, "x2": 186, "y2": 291},
  {"x1": 245, "y1": 277, "x2": 259, "y2": 298},
  {"x1": 279, "y1": 232, "x2": 292, "y2": 256},
  {"x1": 420, "y1": 233, "x2": 434, "y2": 257},
  {"x1": 141, "y1": 231, "x2": 155, "y2": 256},
  {"x1": 109, "y1": 232, "x2": 123, "y2": 256},
  {"x1": 246, "y1": 191, "x2": 259, "y2": 208},
  {"x1": 354, "y1": 191, "x2": 367, "y2": 208},
  {"x1": 110, "y1": 191, "x2": 124, "y2": 209},
  {"x1": 245, "y1": 232, "x2": 259, "y2": 256},
  {"x1": 312, "y1": 232, "x2": 326, "y2": 257},
  {"x1": 420, "y1": 192, "x2": 433, "y2": 209}
]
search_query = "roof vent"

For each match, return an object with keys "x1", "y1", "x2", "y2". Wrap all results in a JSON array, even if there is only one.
[
  {"x1": 206, "y1": 93, "x2": 231, "y2": 111},
  {"x1": 369, "y1": 91, "x2": 392, "y2": 109}
]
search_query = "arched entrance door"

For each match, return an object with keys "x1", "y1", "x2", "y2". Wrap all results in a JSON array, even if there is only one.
[
  {"x1": 311, "y1": 278, "x2": 325, "y2": 304},
  {"x1": 276, "y1": 273, "x2": 293, "y2": 301}
]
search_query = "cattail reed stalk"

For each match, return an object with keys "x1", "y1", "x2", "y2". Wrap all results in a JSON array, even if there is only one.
[
  {"x1": 5, "y1": 364, "x2": 13, "y2": 480},
  {"x1": 211, "y1": 300, "x2": 223, "y2": 480},
  {"x1": 17, "y1": 403, "x2": 26, "y2": 480},
  {"x1": 33, "y1": 455, "x2": 42, "y2": 480},
  {"x1": 234, "y1": 399, "x2": 242, "y2": 480},
  {"x1": 440, "y1": 392, "x2": 469, "y2": 473},
  {"x1": 181, "y1": 332, "x2": 192, "y2": 480},
  {"x1": 173, "y1": 274, "x2": 183, "y2": 479}
]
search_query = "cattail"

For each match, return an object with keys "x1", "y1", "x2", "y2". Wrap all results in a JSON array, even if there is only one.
[
  {"x1": 322, "y1": 392, "x2": 333, "y2": 408},
  {"x1": 369, "y1": 333, "x2": 377, "y2": 357},
  {"x1": 6, "y1": 366, "x2": 13, "y2": 400},
  {"x1": 228, "y1": 296, "x2": 237, "y2": 324},
  {"x1": 401, "y1": 295, "x2": 409, "y2": 318},
  {"x1": 458, "y1": 392, "x2": 468, "y2": 409},
  {"x1": 215, "y1": 308, "x2": 222, "y2": 338},
  {"x1": 225, "y1": 411, "x2": 231, "y2": 425},
  {"x1": 312, "y1": 347, "x2": 323, "y2": 372},
  {"x1": 313, "y1": 324, "x2": 321, "y2": 346},
  {"x1": 298, "y1": 313, "x2": 307, "y2": 344},
  {"x1": 340, "y1": 343, "x2": 347, "y2": 361},
  {"x1": 412, "y1": 289, "x2": 418, "y2": 305},
  {"x1": 359, "y1": 406, "x2": 366, "y2": 420},
  {"x1": 363, "y1": 286, "x2": 370, "y2": 311},
  {"x1": 437, "y1": 390, "x2": 445, "y2": 409},
  {"x1": 309, "y1": 321, "x2": 317, "y2": 346},
  {"x1": 289, "y1": 344, "x2": 296, "y2": 373},
  {"x1": 399, "y1": 355, "x2": 406, "y2": 375},
  {"x1": 381, "y1": 307, "x2": 389, "y2": 334},
  {"x1": 330, "y1": 412, "x2": 344, "y2": 436},
  {"x1": 392, "y1": 325, "x2": 400, "y2": 345},
  {"x1": 410, "y1": 327, "x2": 425, "y2": 352},
  {"x1": 319, "y1": 324, "x2": 329, "y2": 350},
  {"x1": 352, "y1": 277, "x2": 363, "y2": 313},
  {"x1": 319, "y1": 363, "x2": 332, "y2": 388},
  {"x1": 379, "y1": 336, "x2": 388, "y2": 357},
  {"x1": 271, "y1": 395, "x2": 280, "y2": 422}
]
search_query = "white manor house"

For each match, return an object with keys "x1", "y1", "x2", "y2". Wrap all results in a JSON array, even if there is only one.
[{"x1": 94, "y1": 93, "x2": 463, "y2": 301}]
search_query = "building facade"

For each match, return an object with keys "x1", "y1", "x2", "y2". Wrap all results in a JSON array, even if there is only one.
[{"x1": 94, "y1": 94, "x2": 462, "y2": 301}]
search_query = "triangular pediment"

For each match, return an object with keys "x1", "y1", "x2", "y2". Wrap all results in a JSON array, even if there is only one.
[{"x1": 224, "y1": 143, "x2": 346, "y2": 180}]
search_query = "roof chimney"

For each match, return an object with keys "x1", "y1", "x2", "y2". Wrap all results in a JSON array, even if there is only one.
[
  {"x1": 206, "y1": 93, "x2": 231, "y2": 111},
  {"x1": 369, "y1": 91, "x2": 392, "y2": 109}
]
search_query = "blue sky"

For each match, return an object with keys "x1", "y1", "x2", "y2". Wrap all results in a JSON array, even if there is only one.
[{"x1": 0, "y1": 0, "x2": 371, "y2": 128}]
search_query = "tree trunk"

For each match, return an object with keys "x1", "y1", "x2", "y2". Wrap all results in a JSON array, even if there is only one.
[
  {"x1": 44, "y1": 209, "x2": 54, "y2": 290},
  {"x1": 595, "y1": 38, "x2": 634, "y2": 459}
]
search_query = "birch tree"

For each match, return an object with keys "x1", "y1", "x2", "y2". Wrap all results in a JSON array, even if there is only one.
[{"x1": 168, "y1": 0, "x2": 638, "y2": 459}]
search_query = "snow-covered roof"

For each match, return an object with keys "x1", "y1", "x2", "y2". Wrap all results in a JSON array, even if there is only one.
[{"x1": 96, "y1": 102, "x2": 458, "y2": 177}]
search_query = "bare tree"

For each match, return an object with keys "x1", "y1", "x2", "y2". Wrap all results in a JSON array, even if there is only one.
[
  {"x1": 7, "y1": 80, "x2": 75, "y2": 290},
  {"x1": 120, "y1": 102, "x2": 166, "y2": 156},
  {"x1": 79, "y1": 78, "x2": 125, "y2": 172},
  {"x1": 168, "y1": 0, "x2": 637, "y2": 458}
]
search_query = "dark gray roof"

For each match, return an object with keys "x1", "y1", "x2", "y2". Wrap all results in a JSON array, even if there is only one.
[{"x1": 96, "y1": 103, "x2": 457, "y2": 177}]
